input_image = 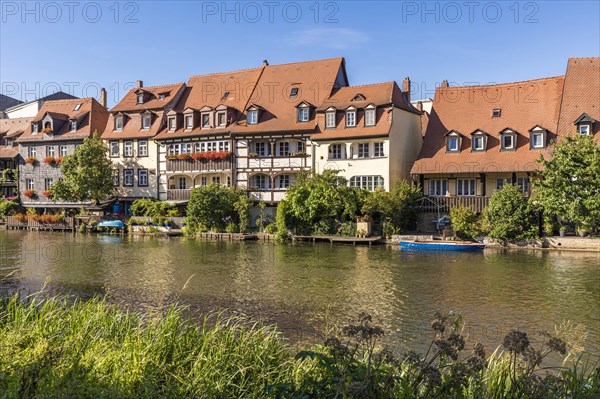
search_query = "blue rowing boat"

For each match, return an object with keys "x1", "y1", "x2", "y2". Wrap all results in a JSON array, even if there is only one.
[
  {"x1": 97, "y1": 220, "x2": 125, "y2": 229},
  {"x1": 400, "y1": 240, "x2": 485, "y2": 251}
]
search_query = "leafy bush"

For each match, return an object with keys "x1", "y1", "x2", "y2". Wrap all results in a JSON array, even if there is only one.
[
  {"x1": 450, "y1": 205, "x2": 481, "y2": 240},
  {"x1": 225, "y1": 221, "x2": 237, "y2": 233},
  {"x1": 186, "y1": 184, "x2": 247, "y2": 232},
  {"x1": 362, "y1": 181, "x2": 422, "y2": 232},
  {"x1": 484, "y1": 185, "x2": 538, "y2": 241},
  {"x1": 275, "y1": 200, "x2": 289, "y2": 242},
  {"x1": 264, "y1": 223, "x2": 277, "y2": 234},
  {"x1": 131, "y1": 199, "x2": 176, "y2": 218},
  {"x1": 337, "y1": 221, "x2": 356, "y2": 237},
  {"x1": 234, "y1": 194, "x2": 252, "y2": 233}
]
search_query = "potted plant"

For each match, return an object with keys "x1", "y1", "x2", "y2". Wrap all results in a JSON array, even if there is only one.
[
  {"x1": 24, "y1": 156, "x2": 37, "y2": 165},
  {"x1": 578, "y1": 223, "x2": 590, "y2": 237},
  {"x1": 559, "y1": 226, "x2": 566, "y2": 237},
  {"x1": 23, "y1": 189, "x2": 36, "y2": 198},
  {"x1": 43, "y1": 156, "x2": 57, "y2": 165},
  {"x1": 42, "y1": 190, "x2": 52, "y2": 198}
]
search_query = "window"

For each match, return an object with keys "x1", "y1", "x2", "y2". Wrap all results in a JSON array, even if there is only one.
[
  {"x1": 278, "y1": 141, "x2": 289, "y2": 156},
  {"x1": 142, "y1": 114, "x2": 152, "y2": 130},
  {"x1": 110, "y1": 141, "x2": 119, "y2": 157},
  {"x1": 178, "y1": 177, "x2": 187, "y2": 189},
  {"x1": 138, "y1": 169, "x2": 148, "y2": 187},
  {"x1": 472, "y1": 135, "x2": 485, "y2": 151},
  {"x1": 201, "y1": 113, "x2": 210, "y2": 128},
  {"x1": 44, "y1": 178, "x2": 53, "y2": 191},
  {"x1": 298, "y1": 108, "x2": 309, "y2": 122},
  {"x1": 123, "y1": 141, "x2": 133, "y2": 157},
  {"x1": 185, "y1": 115, "x2": 193, "y2": 130},
  {"x1": 297, "y1": 141, "x2": 305, "y2": 153},
  {"x1": 578, "y1": 124, "x2": 590, "y2": 135},
  {"x1": 517, "y1": 177, "x2": 530, "y2": 194},
  {"x1": 59, "y1": 145, "x2": 67, "y2": 157},
  {"x1": 501, "y1": 134, "x2": 515, "y2": 150},
  {"x1": 457, "y1": 179, "x2": 476, "y2": 196},
  {"x1": 137, "y1": 94, "x2": 144, "y2": 104},
  {"x1": 278, "y1": 174, "x2": 290, "y2": 189},
  {"x1": 496, "y1": 178, "x2": 511, "y2": 190},
  {"x1": 346, "y1": 110, "x2": 356, "y2": 127},
  {"x1": 181, "y1": 143, "x2": 192, "y2": 154},
  {"x1": 252, "y1": 175, "x2": 270, "y2": 190},
  {"x1": 365, "y1": 109, "x2": 376, "y2": 126},
  {"x1": 113, "y1": 169, "x2": 119, "y2": 186},
  {"x1": 167, "y1": 117, "x2": 175, "y2": 131},
  {"x1": 254, "y1": 142, "x2": 269, "y2": 157},
  {"x1": 46, "y1": 146, "x2": 55, "y2": 157},
  {"x1": 69, "y1": 120, "x2": 77, "y2": 131},
  {"x1": 206, "y1": 142, "x2": 216, "y2": 152},
  {"x1": 531, "y1": 132, "x2": 544, "y2": 148},
  {"x1": 73, "y1": 103, "x2": 81, "y2": 111},
  {"x1": 326, "y1": 111, "x2": 336, "y2": 128},
  {"x1": 247, "y1": 110, "x2": 258, "y2": 125},
  {"x1": 429, "y1": 179, "x2": 448, "y2": 196},
  {"x1": 358, "y1": 143, "x2": 369, "y2": 158},
  {"x1": 349, "y1": 176, "x2": 385, "y2": 191},
  {"x1": 32, "y1": 123, "x2": 38, "y2": 134},
  {"x1": 193, "y1": 143, "x2": 201, "y2": 153},
  {"x1": 374, "y1": 142, "x2": 384, "y2": 157},
  {"x1": 200, "y1": 176, "x2": 207, "y2": 186},
  {"x1": 123, "y1": 169, "x2": 134, "y2": 186},
  {"x1": 212, "y1": 176, "x2": 221, "y2": 185},
  {"x1": 217, "y1": 112, "x2": 226, "y2": 126},
  {"x1": 28, "y1": 147, "x2": 36, "y2": 158},
  {"x1": 492, "y1": 108, "x2": 501, "y2": 117},
  {"x1": 25, "y1": 179, "x2": 34, "y2": 191},
  {"x1": 138, "y1": 140, "x2": 148, "y2": 157},
  {"x1": 159, "y1": 94, "x2": 165, "y2": 100},
  {"x1": 330, "y1": 144, "x2": 343, "y2": 159},
  {"x1": 290, "y1": 87, "x2": 298, "y2": 98},
  {"x1": 114, "y1": 116, "x2": 123, "y2": 131},
  {"x1": 168, "y1": 144, "x2": 180, "y2": 156},
  {"x1": 447, "y1": 136, "x2": 459, "y2": 152}
]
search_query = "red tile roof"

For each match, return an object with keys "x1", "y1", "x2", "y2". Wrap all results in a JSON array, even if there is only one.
[
  {"x1": 0, "y1": 117, "x2": 33, "y2": 139},
  {"x1": 110, "y1": 83, "x2": 185, "y2": 113},
  {"x1": 412, "y1": 76, "x2": 565, "y2": 174},
  {"x1": 0, "y1": 146, "x2": 19, "y2": 159},
  {"x1": 17, "y1": 98, "x2": 108, "y2": 142},
  {"x1": 557, "y1": 57, "x2": 600, "y2": 136}
]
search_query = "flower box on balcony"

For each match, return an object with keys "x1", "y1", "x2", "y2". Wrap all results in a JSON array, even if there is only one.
[
  {"x1": 42, "y1": 190, "x2": 52, "y2": 198},
  {"x1": 177, "y1": 153, "x2": 192, "y2": 161},
  {"x1": 23, "y1": 189, "x2": 36, "y2": 198},
  {"x1": 43, "y1": 156, "x2": 57, "y2": 165},
  {"x1": 24, "y1": 157, "x2": 37, "y2": 165}
]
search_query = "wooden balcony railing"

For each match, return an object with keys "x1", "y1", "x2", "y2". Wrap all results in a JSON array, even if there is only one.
[
  {"x1": 420, "y1": 196, "x2": 490, "y2": 213},
  {"x1": 166, "y1": 158, "x2": 233, "y2": 173},
  {"x1": 167, "y1": 189, "x2": 191, "y2": 201}
]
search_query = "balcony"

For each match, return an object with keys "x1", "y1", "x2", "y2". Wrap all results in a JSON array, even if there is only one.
[
  {"x1": 166, "y1": 158, "x2": 233, "y2": 173},
  {"x1": 167, "y1": 189, "x2": 191, "y2": 201},
  {"x1": 421, "y1": 196, "x2": 490, "y2": 213}
]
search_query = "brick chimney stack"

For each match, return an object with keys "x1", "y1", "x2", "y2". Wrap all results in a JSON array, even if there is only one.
[
  {"x1": 99, "y1": 88, "x2": 107, "y2": 108},
  {"x1": 136, "y1": 80, "x2": 143, "y2": 88},
  {"x1": 441, "y1": 80, "x2": 449, "y2": 88},
  {"x1": 403, "y1": 77, "x2": 411, "y2": 102}
]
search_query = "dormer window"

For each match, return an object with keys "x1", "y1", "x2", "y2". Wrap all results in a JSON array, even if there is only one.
[
  {"x1": 298, "y1": 108, "x2": 309, "y2": 122},
  {"x1": 346, "y1": 109, "x2": 356, "y2": 127},
  {"x1": 159, "y1": 94, "x2": 165, "y2": 100},
  {"x1": 573, "y1": 113, "x2": 596, "y2": 135},
  {"x1": 69, "y1": 120, "x2": 77, "y2": 132},
  {"x1": 73, "y1": 103, "x2": 81, "y2": 111},
  {"x1": 471, "y1": 131, "x2": 486, "y2": 151},
  {"x1": 32, "y1": 123, "x2": 38, "y2": 134},
  {"x1": 201, "y1": 113, "x2": 211, "y2": 128},
  {"x1": 137, "y1": 94, "x2": 144, "y2": 104},
  {"x1": 290, "y1": 87, "x2": 299, "y2": 98},
  {"x1": 492, "y1": 108, "x2": 501, "y2": 117},
  {"x1": 365, "y1": 106, "x2": 376, "y2": 127},
  {"x1": 167, "y1": 116, "x2": 176, "y2": 131},
  {"x1": 352, "y1": 94, "x2": 366, "y2": 102},
  {"x1": 446, "y1": 133, "x2": 460, "y2": 152},
  {"x1": 217, "y1": 111, "x2": 226, "y2": 127},
  {"x1": 142, "y1": 114, "x2": 152, "y2": 130},
  {"x1": 500, "y1": 130, "x2": 516, "y2": 150},
  {"x1": 114, "y1": 115, "x2": 123, "y2": 131},
  {"x1": 185, "y1": 114, "x2": 193, "y2": 130},
  {"x1": 326, "y1": 111, "x2": 336, "y2": 129},
  {"x1": 247, "y1": 110, "x2": 258, "y2": 125},
  {"x1": 529, "y1": 126, "x2": 546, "y2": 149},
  {"x1": 578, "y1": 124, "x2": 590, "y2": 135}
]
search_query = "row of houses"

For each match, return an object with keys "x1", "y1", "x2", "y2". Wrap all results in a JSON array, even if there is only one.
[{"x1": 1, "y1": 57, "x2": 598, "y2": 217}]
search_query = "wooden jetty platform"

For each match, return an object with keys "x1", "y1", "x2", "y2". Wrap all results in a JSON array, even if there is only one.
[
  {"x1": 292, "y1": 235, "x2": 383, "y2": 246},
  {"x1": 197, "y1": 232, "x2": 258, "y2": 241}
]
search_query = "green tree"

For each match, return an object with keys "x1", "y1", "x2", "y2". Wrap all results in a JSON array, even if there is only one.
[
  {"x1": 533, "y1": 134, "x2": 600, "y2": 228},
  {"x1": 186, "y1": 184, "x2": 246, "y2": 232},
  {"x1": 362, "y1": 180, "x2": 422, "y2": 232},
  {"x1": 449, "y1": 205, "x2": 480, "y2": 240},
  {"x1": 51, "y1": 132, "x2": 114, "y2": 205},
  {"x1": 483, "y1": 185, "x2": 538, "y2": 241},
  {"x1": 234, "y1": 194, "x2": 252, "y2": 233},
  {"x1": 131, "y1": 199, "x2": 176, "y2": 218}
]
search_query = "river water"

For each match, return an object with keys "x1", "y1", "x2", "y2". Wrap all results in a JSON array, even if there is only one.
[{"x1": 1, "y1": 230, "x2": 599, "y2": 358}]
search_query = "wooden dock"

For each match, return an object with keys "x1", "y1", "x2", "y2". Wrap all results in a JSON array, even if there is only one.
[
  {"x1": 292, "y1": 235, "x2": 383, "y2": 246},
  {"x1": 197, "y1": 232, "x2": 259, "y2": 241}
]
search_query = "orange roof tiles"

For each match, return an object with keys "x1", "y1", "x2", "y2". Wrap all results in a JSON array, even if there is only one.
[
  {"x1": 110, "y1": 83, "x2": 185, "y2": 113},
  {"x1": 0, "y1": 117, "x2": 33, "y2": 139},
  {"x1": 412, "y1": 76, "x2": 565, "y2": 174}
]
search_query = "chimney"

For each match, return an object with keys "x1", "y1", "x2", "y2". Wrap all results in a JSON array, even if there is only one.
[
  {"x1": 441, "y1": 80, "x2": 449, "y2": 88},
  {"x1": 136, "y1": 80, "x2": 143, "y2": 88},
  {"x1": 415, "y1": 101, "x2": 423, "y2": 112},
  {"x1": 99, "y1": 88, "x2": 107, "y2": 108},
  {"x1": 262, "y1": 59, "x2": 269, "y2": 67},
  {"x1": 403, "y1": 77, "x2": 411, "y2": 102}
]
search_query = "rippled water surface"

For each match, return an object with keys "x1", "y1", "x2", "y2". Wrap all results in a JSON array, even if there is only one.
[{"x1": 1, "y1": 230, "x2": 599, "y2": 356}]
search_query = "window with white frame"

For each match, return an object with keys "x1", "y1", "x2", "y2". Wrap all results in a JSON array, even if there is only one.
[
  {"x1": 28, "y1": 147, "x2": 36, "y2": 158},
  {"x1": 496, "y1": 178, "x2": 511, "y2": 190},
  {"x1": 201, "y1": 113, "x2": 210, "y2": 128},
  {"x1": 141, "y1": 114, "x2": 151, "y2": 130},
  {"x1": 185, "y1": 115, "x2": 193, "y2": 130},
  {"x1": 297, "y1": 141, "x2": 305, "y2": 153},
  {"x1": 277, "y1": 141, "x2": 289, "y2": 156},
  {"x1": 358, "y1": 143, "x2": 369, "y2": 158},
  {"x1": 472, "y1": 135, "x2": 485, "y2": 151},
  {"x1": 330, "y1": 144, "x2": 343, "y2": 159},
  {"x1": 429, "y1": 179, "x2": 448, "y2": 196},
  {"x1": 32, "y1": 123, "x2": 38, "y2": 134},
  {"x1": 531, "y1": 132, "x2": 544, "y2": 148},
  {"x1": 517, "y1": 177, "x2": 530, "y2": 194},
  {"x1": 194, "y1": 143, "x2": 201, "y2": 153},
  {"x1": 44, "y1": 178, "x2": 53, "y2": 191},
  {"x1": 123, "y1": 141, "x2": 133, "y2": 157},
  {"x1": 138, "y1": 169, "x2": 148, "y2": 186},
  {"x1": 113, "y1": 169, "x2": 119, "y2": 186},
  {"x1": 326, "y1": 111, "x2": 336, "y2": 128},
  {"x1": 247, "y1": 110, "x2": 258, "y2": 125},
  {"x1": 349, "y1": 176, "x2": 385, "y2": 191},
  {"x1": 501, "y1": 134, "x2": 515, "y2": 150},
  {"x1": 374, "y1": 142, "x2": 384, "y2": 157},
  {"x1": 346, "y1": 110, "x2": 356, "y2": 127},
  {"x1": 114, "y1": 116, "x2": 123, "y2": 131},
  {"x1": 59, "y1": 145, "x2": 67, "y2": 157},
  {"x1": 168, "y1": 144, "x2": 181, "y2": 156},
  {"x1": 578, "y1": 124, "x2": 590, "y2": 135},
  {"x1": 447, "y1": 136, "x2": 460, "y2": 152},
  {"x1": 73, "y1": 103, "x2": 81, "y2": 111},
  {"x1": 181, "y1": 143, "x2": 192, "y2": 154},
  {"x1": 456, "y1": 179, "x2": 476, "y2": 196},
  {"x1": 365, "y1": 108, "x2": 376, "y2": 126},
  {"x1": 212, "y1": 176, "x2": 221, "y2": 185},
  {"x1": 123, "y1": 169, "x2": 134, "y2": 186},
  {"x1": 277, "y1": 174, "x2": 290, "y2": 189},
  {"x1": 253, "y1": 141, "x2": 269, "y2": 157},
  {"x1": 138, "y1": 140, "x2": 148, "y2": 157},
  {"x1": 206, "y1": 142, "x2": 215, "y2": 152},
  {"x1": 201, "y1": 176, "x2": 207, "y2": 186},
  {"x1": 252, "y1": 174, "x2": 270, "y2": 190},
  {"x1": 217, "y1": 112, "x2": 226, "y2": 126},
  {"x1": 178, "y1": 177, "x2": 187, "y2": 189},
  {"x1": 46, "y1": 146, "x2": 55, "y2": 157},
  {"x1": 298, "y1": 108, "x2": 309, "y2": 122},
  {"x1": 110, "y1": 141, "x2": 119, "y2": 157},
  {"x1": 167, "y1": 117, "x2": 175, "y2": 131},
  {"x1": 25, "y1": 179, "x2": 34, "y2": 190},
  {"x1": 137, "y1": 94, "x2": 144, "y2": 104},
  {"x1": 69, "y1": 120, "x2": 77, "y2": 131}
]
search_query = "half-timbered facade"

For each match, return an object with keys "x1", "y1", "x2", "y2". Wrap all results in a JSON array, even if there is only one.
[{"x1": 0, "y1": 117, "x2": 32, "y2": 197}]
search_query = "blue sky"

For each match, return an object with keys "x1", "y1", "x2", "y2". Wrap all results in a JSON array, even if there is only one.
[{"x1": 1, "y1": 1, "x2": 599, "y2": 107}]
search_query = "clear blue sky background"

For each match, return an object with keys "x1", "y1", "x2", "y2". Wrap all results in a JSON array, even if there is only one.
[{"x1": 1, "y1": 1, "x2": 599, "y2": 107}]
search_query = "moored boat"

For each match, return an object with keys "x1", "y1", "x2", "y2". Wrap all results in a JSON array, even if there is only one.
[
  {"x1": 97, "y1": 220, "x2": 125, "y2": 229},
  {"x1": 400, "y1": 240, "x2": 485, "y2": 251}
]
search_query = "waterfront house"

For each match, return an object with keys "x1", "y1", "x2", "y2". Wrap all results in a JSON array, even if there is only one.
[
  {"x1": 101, "y1": 81, "x2": 186, "y2": 215},
  {"x1": 1, "y1": 91, "x2": 77, "y2": 119},
  {"x1": 0, "y1": 117, "x2": 32, "y2": 197},
  {"x1": 311, "y1": 79, "x2": 423, "y2": 191},
  {"x1": 16, "y1": 98, "x2": 109, "y2": 210}
]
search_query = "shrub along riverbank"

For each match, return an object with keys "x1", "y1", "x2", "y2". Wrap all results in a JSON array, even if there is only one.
[{"x1": 0, "y1": 294, "x2": 598, "y2": 398}]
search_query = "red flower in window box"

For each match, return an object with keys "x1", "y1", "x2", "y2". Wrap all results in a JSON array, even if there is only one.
[
  {"x1": 55, "y1": 156, "x2": 63, "y2": 165},
  {"x1": 43, "y1": 156, "x2": 57, "y2": 165},
  {"x1": 191, "y1": 152, "x2": 203, "y2": 161},
  {"x1": 177, "y1": 153, "x2": 191, "y2": 161},
  {"x1": 42, "y1": 127, "x2": 53, "y2": 134},
  {"x1": 14, "y1": 213, "x2": 27, "y2": 223},
  {"x1": 23, "y1": 189, "x2": 36, "y2": 198},
  {"x1": 24, "y1": 156, "x2": 37, "y2": 165},
  {"x1": 42, "y1": 190, "x2": 52, "y2": 198}
]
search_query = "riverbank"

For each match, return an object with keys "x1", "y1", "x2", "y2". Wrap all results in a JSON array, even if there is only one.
[{"x1": 1, "y1": 293, "x2": 598, "y2": 398}]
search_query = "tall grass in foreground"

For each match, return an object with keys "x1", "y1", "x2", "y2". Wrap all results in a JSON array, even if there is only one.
[{"x1": 0, "y1": 294, "x2": 598, "y2": 398}]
